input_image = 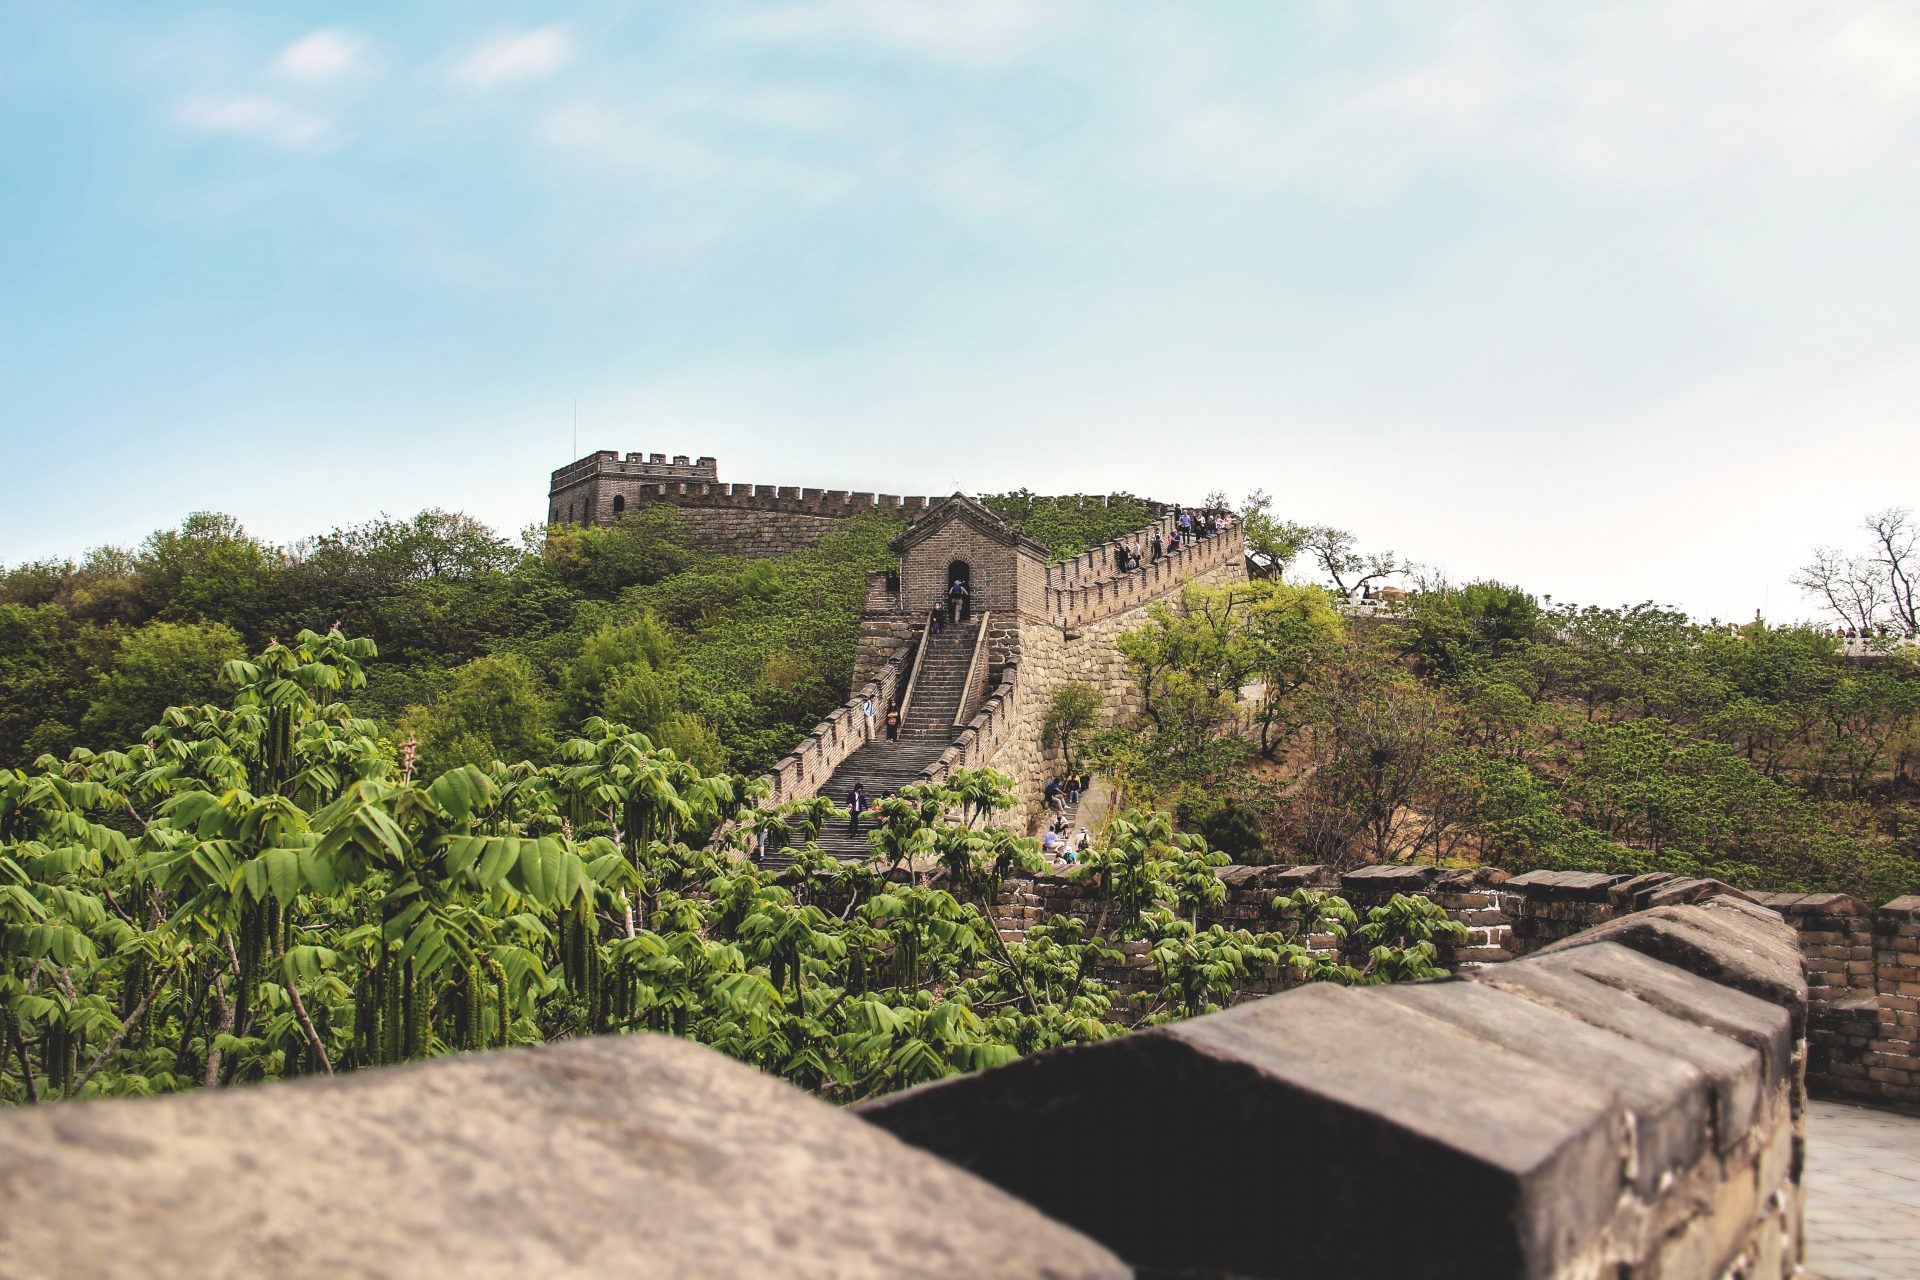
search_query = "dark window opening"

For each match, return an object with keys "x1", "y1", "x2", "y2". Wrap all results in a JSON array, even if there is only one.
[
  {"x1": 612, "y1": 494, "x2": 626, "y2": 515},
  {"x1": 945, "y1": 560, "x2": 973, "y2": 622}
]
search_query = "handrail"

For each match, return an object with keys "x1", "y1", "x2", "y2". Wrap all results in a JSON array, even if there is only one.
[
  {"x1": 896, "y1": 617, "x2": 933, "y2": 727},
  {"x1": 954, "y1": 612, "x2": 992, "y2": 728}
]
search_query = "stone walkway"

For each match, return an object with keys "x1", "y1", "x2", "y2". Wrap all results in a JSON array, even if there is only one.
[{"x1": 1804, "y1": 1099, "x2": 1920, "y2": 1278}]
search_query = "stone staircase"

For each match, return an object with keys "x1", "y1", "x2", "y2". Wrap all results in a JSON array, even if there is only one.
[
  {"x1": 757, "y1": 621, "x2": 982, "y2": 868},
  {"x1": 899, "y1": 621, "x2": 979, "y2": 738}
]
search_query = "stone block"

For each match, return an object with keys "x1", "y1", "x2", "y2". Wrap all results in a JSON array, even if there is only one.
[
  {"x1": 1506, "y1": 869, "x2": 1624, "y2": 902},
  {"x1": 1476, "y1": 960, "x2": 1762, "y2": 1151},
  {"x1": 1379, "y1": 978, "x2": 1707, "y2": 1194},
  {"x1": 858, "y1": 981, "x2": 1623, "y2": 1279},
  {"x1": 1339, "y1": 864, "x2": 1437, "y2": 893},
  {"x1": 1532, "y1": 942, "x2": 1794, "y2": 1092},
  {"x1": 0, "y1": 1036, "x2": 1124, "y2": 1280},
  {"x1": 1537, "y1": 897, "x2": 1806, "y2": 1033}
]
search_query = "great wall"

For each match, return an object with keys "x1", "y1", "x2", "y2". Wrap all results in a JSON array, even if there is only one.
[
  {"x1": 1, "y1": 447, "x2": 1910, "y2": 1277},
  {"x1": 549, "y1": 448, "x2": 1246, "y2": 832},
  {"x1": 548, "y1": 448, "x2": 1920, "y2": 1126}
]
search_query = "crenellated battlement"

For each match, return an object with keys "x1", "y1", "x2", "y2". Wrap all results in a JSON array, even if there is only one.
[{"x1": 549, "y1": 450, "x2": 718, "y2": 489}]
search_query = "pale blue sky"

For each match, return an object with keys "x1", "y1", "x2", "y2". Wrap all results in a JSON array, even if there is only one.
[{"x1": 3, "y1": 2, "x2": 1918, "y2": 621}]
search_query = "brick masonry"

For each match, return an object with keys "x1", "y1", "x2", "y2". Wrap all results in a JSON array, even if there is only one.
[
  {"x1": 978, "y1": 859, "x2": 1920, "y2": 1118},
  {"x1": 860, "y1": 896, "x2": 1811, "y2": 1278},
  {"x1": 547, "y1": 450, "x2": 936, "y2": 558}
]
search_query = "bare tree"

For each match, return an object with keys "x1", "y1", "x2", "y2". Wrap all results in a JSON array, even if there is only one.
[
  {"x1": 1868, "y1": 508, "x2": 1918, "y2": 633},
  {"x1": 1795, "y1": 507, "x2": 1917, "y2": 634}
]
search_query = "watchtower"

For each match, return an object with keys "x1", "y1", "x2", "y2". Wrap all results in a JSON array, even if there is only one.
[{"x1": 888, "y1": 495, "x2": 1050, "y2": 623}]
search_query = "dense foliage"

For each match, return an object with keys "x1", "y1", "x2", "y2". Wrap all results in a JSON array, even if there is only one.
[
  {"x1": 1096, "y1": 579, "x2": 1920, "y2": 902},
  {"x1": 0, "y1": 507, "x2": 896, "y2": 780},
  {"x1": 0, "y1": 631, "x2": 1434, "y2": 1105},
  {"x1": 979, "y1": 490, "x2": 1161, "y2": 561}
]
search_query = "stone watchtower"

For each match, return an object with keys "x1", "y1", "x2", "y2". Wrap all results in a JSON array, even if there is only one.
[
  {"x1": 547, "y1": 451, "x2": 719, "y2": 527},
  {"x1": 545, "y1": 448, "x2": 1248, "y2": 832},
  {"x1": 891, "y1": 495, "x2": 1050, "y2": 623}
]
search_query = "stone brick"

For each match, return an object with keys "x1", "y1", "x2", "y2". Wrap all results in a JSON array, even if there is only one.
[{"x1": 0, "y1": 1035, "x2": 1124, "y2": 1280}]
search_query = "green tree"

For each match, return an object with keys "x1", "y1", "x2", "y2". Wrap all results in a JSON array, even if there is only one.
[
  {"x1": 136, "y1": 512, "x2": 273, "y2": 628},
  {"x1": 405, "y1": 653, "x2": 553, "y2": 773},
  {"x1": 1044, "y1": 684, "x2": 1102, "y2": 769},
  {"x1": 81, "y1": 620, "x2": 245, "y2": 747}
]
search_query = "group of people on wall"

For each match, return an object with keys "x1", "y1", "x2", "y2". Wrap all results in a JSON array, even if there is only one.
[{"x1": 1107, "y1": 504, "x2": 1235, "y2": 575}]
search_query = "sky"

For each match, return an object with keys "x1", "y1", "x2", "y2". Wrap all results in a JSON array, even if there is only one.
[{"x1": 2, "y1": 1, "x2": 1917, "y2": 623}]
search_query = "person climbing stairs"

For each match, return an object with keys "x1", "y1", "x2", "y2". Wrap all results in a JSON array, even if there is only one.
[{"x1": 756, "y1": 621, "x2": 982, "y2": 868}]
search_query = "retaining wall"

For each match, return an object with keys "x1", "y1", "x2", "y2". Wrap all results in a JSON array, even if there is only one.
[
  {"x1": 983, "y1": 861, "x2": 1920, "y2": 1118},
  {"x1": 758, "y1": 658, "x2": 906, "y2": 804},
  {"x1": 861, "y1": 895, "x2": 1810, "y2": 1278}
]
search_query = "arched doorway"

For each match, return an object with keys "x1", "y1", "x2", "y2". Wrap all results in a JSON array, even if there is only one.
[
  {"x1": 945, "y1": 559, "x2": 972, "y2": 623},
  {"x1": 612, "y1": 494, "x2": 626, "y2": 516}
]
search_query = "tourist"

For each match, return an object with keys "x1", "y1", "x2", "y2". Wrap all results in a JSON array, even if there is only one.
[
  {"x1": 885, "y1": 706, "x2": 900, "y2": 741},
  {"x1": 1066, "y1": 771, "x2": 1082, "y2": 805},
  {"x1": 1043, "y1": 776, "x2": 1062, "y2": 813},
  {"x1": 948, "y1": 577, "x2": 971, "y2": 624},
  {"x1": 928, "y1": 605, "x2": 943, "y2": 636},
  {"x1": 845, "y1": 783, "x2": 867, "y2": 835},
  {"x1": 1075, "y1": 828, "x2": 1091, "y2": 856},
  {"x1": 861, "y1": 695, "x2": 874, "y2": 732},
  {"x1": 1151, "y1": 532, "x2": 1164, "y2": 562}
]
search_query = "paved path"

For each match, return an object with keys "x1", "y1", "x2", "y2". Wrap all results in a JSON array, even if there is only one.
[{"x1": 1804, "y1": 1099, "x2": 1920, "y2": 1278}]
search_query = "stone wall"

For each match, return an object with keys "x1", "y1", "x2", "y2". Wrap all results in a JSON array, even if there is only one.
[
  {"x1": 1044, "y1": 519, "x2": 1244, "y2": 630},
  {"x1": 548, "y1": 452, "x2": 934, "y2": 559},
  {"x1": 987, "y1": 858, "x2": 1920, "y2": 1119},
  {"x1": 860, "y1": 896, "x2": 1810, "y2": 1279},
  {"x1": 758, "y1": 658, "x2": 905, "y2": 804},
  {"x1": 970, "y1": 544, "x2": 1247, "y2": 824},
  {"x1": 0, "y1": 899, "x2": 1813, "y2": 1279}
]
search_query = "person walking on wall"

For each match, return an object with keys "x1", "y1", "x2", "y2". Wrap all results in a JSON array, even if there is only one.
[
  {"x1": 846, "y1": 783, "x2": 867, "y2": 836},
  {"x1": 1151, "y1": 531, "x2": 1164, "y2": 562},
  {"x1": 948, "y1": 577, "x2": 971, "y2": 624},
  {"x1": 885, "y1": 706, "x2": 900, "y2": 741}
]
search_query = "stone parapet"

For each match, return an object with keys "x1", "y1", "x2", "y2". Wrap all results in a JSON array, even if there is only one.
[
  {"x1": 0, "y1": 1035, "x2": 1125, "y2": 1279},
  {"x1": 859, "y1": 896, "x2": 1808, "y2": 1279},
  {"x1": 981, "y1": 863, "x2": 1920, "y2": 1116},
  {"x1": 760, "y1": 658, "x2": 905, "y2": 804},
  {"x1": 1045, "y1": 524, "x2": 1245, "y2": 630}
]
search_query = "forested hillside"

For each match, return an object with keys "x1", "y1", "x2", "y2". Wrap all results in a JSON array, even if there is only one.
[
  {"x1": 0, "y1": 506, "x2": 892, "y2": 779},
  {"x1": 3, "y1": 494, "x2": 1916, "y2": 1106},
  {"x1": 0, "y1": 492, "x2": 1161, "y2": 780},
  {"x1": 1091, "y1": 580, "x2": 1920, "y2": 903}
]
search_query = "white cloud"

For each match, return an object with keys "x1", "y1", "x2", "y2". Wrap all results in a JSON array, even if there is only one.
[
  {"x1": 727, "y1": 0, "x2": 1077, "y2": 67},
  {"x1": 449, "y1": 25, "x2": 574, "y2": 91},
  {"x1": 174, "y1": 95, "x2": 333, "y2": 150},
  {"x1": 537, "y1": 100, "x2": 853, "y2": 202},
  {"x1": 1139, "y1": 2, "x2": 1920, "y2": 206},
  {"x1": 273, "y1": 28, "x2": 370, "y2": 85},
  {"x1": 726, "y1": 87, "x2": 863, "y2": 133}
]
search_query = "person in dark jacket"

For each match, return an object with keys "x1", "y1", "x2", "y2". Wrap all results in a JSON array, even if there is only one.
[{"x1": 846, "y1": 784, "x2": 867, "y2": 835}]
